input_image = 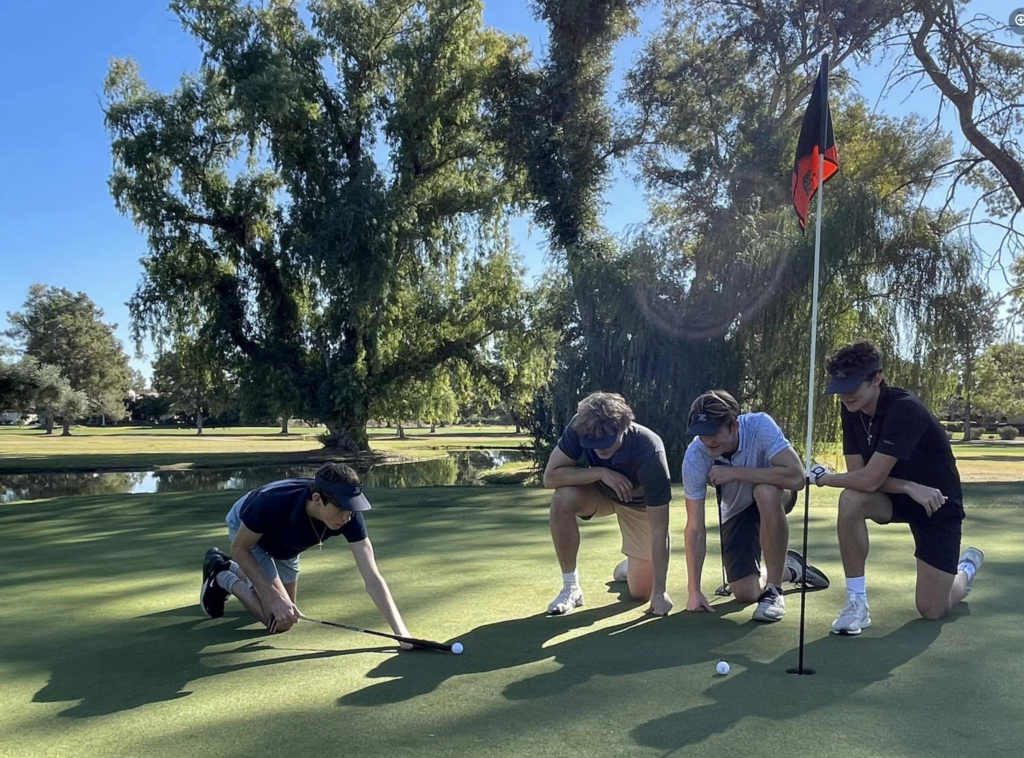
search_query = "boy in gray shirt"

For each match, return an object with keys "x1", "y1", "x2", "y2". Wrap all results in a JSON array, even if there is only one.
[{"x1": 682, "y1": 390, "x2": 829, "y2": 622}]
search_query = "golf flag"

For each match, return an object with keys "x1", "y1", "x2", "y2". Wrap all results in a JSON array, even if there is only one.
[{"x1": 791, "y1": 60, "x2": 839, "y2": 229}]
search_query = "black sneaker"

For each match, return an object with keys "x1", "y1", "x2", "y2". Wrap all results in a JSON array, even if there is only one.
[
  {"x1": 785, "y1": 549, "x2": 830, "y2": 589},
  {"x1": 203, "y1": 547, "x2": 231, "y2": 581},
  {"x1": 199, "y1": 547, "x2": 232, "y2": 618}
]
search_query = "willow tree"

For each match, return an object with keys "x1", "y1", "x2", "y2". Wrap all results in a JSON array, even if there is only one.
[
  {"x1": 105, "y1": 0, "x2": 529, "y2": 452},
  {"x1": 490, "y1": 0, "x2": 646, "y2": 399},
  {"x1": 609, "y1": 0, "x2": 984, "y2": 456}
]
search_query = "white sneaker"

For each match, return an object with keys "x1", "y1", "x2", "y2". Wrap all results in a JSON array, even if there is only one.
[
  {"x1": 547, "y1": 585, "x2": 584, "y2": 615},
  {"x1": 752, "y1": 584, "x2": 785, "y2": 622},
  {"x1": 831, "y1": 594, "x2": 871, "y2": 635},
  {"x1": 958, "y1": 547, "x2": 984, "y2": 597},
  {"x1": 612, "y1": 559, "x2": 629, "y2": 582}
]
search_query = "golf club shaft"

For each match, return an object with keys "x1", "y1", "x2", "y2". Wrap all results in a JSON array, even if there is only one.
[
  {"x1": 715, "y1": 485, "x2": 730, "y2": 595},
  {"x1": 298, "y1": 615, "x2": 452, "y2": 652}
]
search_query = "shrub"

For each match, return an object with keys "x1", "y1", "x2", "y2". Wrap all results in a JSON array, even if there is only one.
[
  {"x1": 970, "y1": 427, "x2": 983, "y2": 440},
  {"x1": 998, "y1": 425, "x2": 1020, "y2": 440}
]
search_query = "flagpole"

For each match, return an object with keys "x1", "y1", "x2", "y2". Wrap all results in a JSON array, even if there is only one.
[{"x1": 791, "y1": 52, "x2": 829, "y2": 677}]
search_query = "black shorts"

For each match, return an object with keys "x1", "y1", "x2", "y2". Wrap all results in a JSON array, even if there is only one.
[
  {"x1": 720, "y1": 504, "x2": 762, "y2": 583},
  {"x1": 888, "y1": 494, "x2": 964, "y2": 575},
  {"x1": 719, "y1": 491, "x2": 798, "y2": 582}
]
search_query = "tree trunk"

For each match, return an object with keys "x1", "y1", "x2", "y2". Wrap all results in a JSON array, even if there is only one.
[
  {"x1": 280, "y1": 416, "x2": 289, "y2": 434},
  {"x1": 430, "y1": 421, "x2": 436, "y2": 434},
  {"x1": 101, "y1": 415, "x2": 106, "y2": 426},
  {"x1": 964, "y1": 400, "x2": 972, "y2": 442},
  {"x1": 515, "y1": 422, "x2": 522, "y2": 434},
  {"x1": 196, "y1": 406, "x2": 204, "y2": 435},
  {"x1": 416, "y1": 419, "x2": 423, "y2": 429},
  {"x1": 62, "y1": 417, "x2": 72, "y2": 436},
  {"x1": 963, "y1": 357, "x2": 973, "y2": 443},
  {"x1": 45, "y1": 413, "x2": 54, "y2": 435},
  {"x1": 397, "y1": 422, "x2": 405, "y2": 440},
  {"x1": 324, "y1": 418, "x2": 371, "y2": 452}
]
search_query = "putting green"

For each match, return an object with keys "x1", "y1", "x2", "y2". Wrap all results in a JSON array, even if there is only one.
[{"x1": 1, "y1": 485, "x2": 1022, "y2": 757}]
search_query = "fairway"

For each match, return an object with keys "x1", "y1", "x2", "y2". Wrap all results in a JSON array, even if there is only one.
[
  {"x1": 2, "y1": 484, "x2": 1022, "y2": 758},
  {"x1": 0, "y1": 425, "x2": 531, "y2": 474}
]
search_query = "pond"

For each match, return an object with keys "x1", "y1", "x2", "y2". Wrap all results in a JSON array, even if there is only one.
[{"x1": 0, "y1": 449, "x2": 536, "y2": 503}]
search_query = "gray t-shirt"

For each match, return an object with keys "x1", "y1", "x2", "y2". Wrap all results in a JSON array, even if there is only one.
[
  {"x1": 682, "y1": 412, "x2": 792, "y2": 522},
  {"x1": 557, "y1": 419, "x2": 672, "y2": 508}
]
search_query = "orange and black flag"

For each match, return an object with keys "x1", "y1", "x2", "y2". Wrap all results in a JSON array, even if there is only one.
[{"x1": 791, "y1": 58, "x2": 839, "y2": 230}]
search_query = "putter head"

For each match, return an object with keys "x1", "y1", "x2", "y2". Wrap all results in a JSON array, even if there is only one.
[{"x1": 714, "y1": 583, "x2": 732, "y2": 597}]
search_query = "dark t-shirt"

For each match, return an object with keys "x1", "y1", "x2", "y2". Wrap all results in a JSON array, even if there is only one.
[
  {"x1": 239, "y1": 478, "x2": 368, "y2": 560},
  {"x1": 557, "y1": 419, "x2": 673, "y2": 508},
  {"x1": 841, "y1": 386, "x2": 964, "y2": 517}
]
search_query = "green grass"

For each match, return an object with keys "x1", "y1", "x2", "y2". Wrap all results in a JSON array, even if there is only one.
[
  {"x1": 1, "y1": 484, "x2": 1022, "y2": 757},
  {"x1": 0, "y1": 425, "x2": 531, "y2": 474}
]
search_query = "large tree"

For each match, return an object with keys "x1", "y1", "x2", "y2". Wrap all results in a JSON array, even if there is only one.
[
  {"x1": 5, "y1": 285, "x2": 132, "y2": 411},
  {"x1": 497, "y1": 0, "x2": 981, "y2": 462},
  {"x1": 152, "y1": 337, "x2": 231, "y2": 435},
  {"x1": 0, "y1": 358, "x2": 39, "y2": 413},
  {"x1": 974, "y1": 342, "x2": 1024, "y2": 419},
  {"x1": 105, "y1": 0, "x2": 530, "y2": 453},
  {"x1": 921, "y1": 255, "x2": 999, "y2": 440}
]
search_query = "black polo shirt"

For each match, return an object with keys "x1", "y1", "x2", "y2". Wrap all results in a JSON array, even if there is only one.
[
  {"x1": 239, "y1": 479, "x2": 368, "y2": 560},
  {"x1": 557, "y1": 419, "x2": 673, "y2": 508},
  {"x1": 841, "y1": 386, "x2": 963, "y2": 510}
]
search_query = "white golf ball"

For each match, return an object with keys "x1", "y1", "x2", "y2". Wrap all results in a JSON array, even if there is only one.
[
  {"x1": 716, "y1": 661, "x2": 730, "y2": 676},
  {"x1": 452, "y1": 642, "x2": 464, "y2": 655}
]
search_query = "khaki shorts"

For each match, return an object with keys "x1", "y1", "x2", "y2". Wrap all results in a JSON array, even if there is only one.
[{"x1": 578, "y1": 484, "x2": 653, "y2": 562}]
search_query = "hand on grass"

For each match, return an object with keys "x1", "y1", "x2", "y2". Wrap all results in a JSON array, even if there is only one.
[
  {"x1": 648, "y1": 591, "x2": 673, "y2": 616},
  {"x1": 907, "y1": 483, "x2": 947, "y2": 517},
  {"x1": 686, "y1": 590, "x2": 715, "y2": 613},
  {"x1": 600, "y1": 468, "x2": 634, "y2": 503}
]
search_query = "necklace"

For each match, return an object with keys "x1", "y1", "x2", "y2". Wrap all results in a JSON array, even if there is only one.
[
  {"x1": 308, "y1": 512, "x2": 327, "y2": 550},
  {"x1": 860, "y1": 413, "x2": 874, "y2": 447}
]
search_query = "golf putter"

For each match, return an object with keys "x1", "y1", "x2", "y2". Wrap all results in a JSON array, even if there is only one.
[{"x1": 714, "y1": 484, "x2": 731, "y2": 597}]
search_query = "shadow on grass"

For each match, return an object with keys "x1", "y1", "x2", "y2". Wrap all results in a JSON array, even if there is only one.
[
  {"x1": 631, "y1": 613, "x2": 964, "y2": 751},
  {"x1": 31, "y1": 606, "x2": 389, "y2": 718},
  {"x1": 337, "y1": 594, "x2": 765, "y2": 709}
]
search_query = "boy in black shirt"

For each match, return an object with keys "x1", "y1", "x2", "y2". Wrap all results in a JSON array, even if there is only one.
[
  {"x1": 811, "y1": 340, "x2": 983, "y2": 634},
  {"x1": 199, "y1": 462, "x2": 412, "y2": 643}
]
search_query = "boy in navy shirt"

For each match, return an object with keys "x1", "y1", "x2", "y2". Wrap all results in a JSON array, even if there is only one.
[
  {"x1": 812, "y1": 340, "x2": 984, "y2": 635},
  {"x1": 199, "y1": 462, "x2": 412, "y2": 642}
]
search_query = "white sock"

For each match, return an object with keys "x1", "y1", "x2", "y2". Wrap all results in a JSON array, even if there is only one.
[
  {"x1": 216, "y1": 570, "x2": 241, "y2": 593},
  {"x1": 846, "y1": 576, "x2": 866, "y2": 596},
  {"x1": 562, "y1": 569, "x2": 580, "y2": 588},
  {"x1": 229, "y1": 560, "x2": 240, "y2": 574},
  {"x1": 958, "y1": 561, "x2": 977, "y2": 581}
]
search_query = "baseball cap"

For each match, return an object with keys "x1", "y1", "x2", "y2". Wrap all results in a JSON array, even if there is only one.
[
  {"x1": 578, "y1": 431, "x2": 620, "y2": 449},
  {"x1": 313, "y1": 475, "x2": 372, "y2": 512},
  {"x1": 686, "y1": 410, "x2": 725, "y2": 436},
  {"x1": 826, "y1": 360, "x2": 881, "y2": 394}
]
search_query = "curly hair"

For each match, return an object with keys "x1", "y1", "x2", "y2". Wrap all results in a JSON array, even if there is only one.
[
  {"x1": 312, "y1": 461, "x2": 360, "y2": 506},
  {"x1": 826, "y1": 339, "x2": 884, "y2": 380},
  {"x1": 573, "y1": 392, "x2": 635, "y2": 439},
  {"x1": 689, "y1": 389, "x2": 740, "y2": 428}
]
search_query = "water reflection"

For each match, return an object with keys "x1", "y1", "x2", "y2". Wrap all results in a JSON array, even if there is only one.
[{"x1": 0, "y1": 450, "x2": 534, "y2": 503}]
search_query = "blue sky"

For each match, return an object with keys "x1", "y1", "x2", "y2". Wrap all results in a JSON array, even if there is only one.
[{"x1": 0, "y1": 1, "x2": 1007, "y2": 381}]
